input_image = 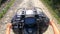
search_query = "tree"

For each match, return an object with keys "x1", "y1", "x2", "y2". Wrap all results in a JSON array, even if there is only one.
[
  {"x1": 0, "y1": 0, "x2": 2, "y2": 6},
  {"x1": 0, "y1": 0, "x2": 7, "y2": 6}
]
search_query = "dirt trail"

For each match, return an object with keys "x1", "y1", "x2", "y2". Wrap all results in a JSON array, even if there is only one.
[{"x1": 0, "y1": 0, "x2": 60, "y2": 34}]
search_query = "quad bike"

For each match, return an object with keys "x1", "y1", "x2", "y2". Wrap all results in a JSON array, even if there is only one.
[{"x1": 11, "y1": 7, "x2": 50, "y2": 34}]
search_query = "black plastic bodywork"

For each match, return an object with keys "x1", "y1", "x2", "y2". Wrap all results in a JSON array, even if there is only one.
[{"x1": 11, "y1": 7, "x2": 50, "y2": 34}]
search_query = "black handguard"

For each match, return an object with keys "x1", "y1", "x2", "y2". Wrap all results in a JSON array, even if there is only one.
[
  {"x1": 11, "y1": 7, "x2": 50, "y2": 34},
  {"x1": 38, "y1": 13, "x2": 50, "y2": 33},
  {"x1": 11, "y1": 15, "x2": 24, "y2": 29}
]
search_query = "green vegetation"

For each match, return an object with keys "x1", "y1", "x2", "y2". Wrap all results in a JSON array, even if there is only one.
[
  {"x1": 41, "y1": 0, "x2": 60, "y2": 23},
  {"x1": 0, "y1": 0, "x2": 15, "y2": 19},
  {"x1": 0, "y1": 0, "x2": 6, "y2": 6}
]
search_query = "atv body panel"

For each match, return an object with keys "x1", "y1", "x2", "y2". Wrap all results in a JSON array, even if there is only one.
[{"x1": 11, "y1": 7, "x2": 49, "y2": 34}]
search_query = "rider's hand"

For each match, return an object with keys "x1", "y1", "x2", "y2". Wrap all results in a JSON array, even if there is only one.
[
  {"x1": 6, "y1": 23, "x2": 12, "y2": 34},
  {"x1": 49, "y1": 20, "x2": 60, "y2": 34},
  {"x1": 6, "y1": 23, "x2": 12, "y2": 28},
  {"x1": 49, "y1": 20, "x2": 54, "y2": 26}
]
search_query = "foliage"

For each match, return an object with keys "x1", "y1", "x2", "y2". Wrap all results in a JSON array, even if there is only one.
[
  {"x1": 0, "y1": 0, "x2": 7, "y2": 6},
  {"x1": 0, "y1": 0, "x2": 15, "y2": 19},
  {"x1": 41, "y1": 0, "x2": 60, "y2": 23}
]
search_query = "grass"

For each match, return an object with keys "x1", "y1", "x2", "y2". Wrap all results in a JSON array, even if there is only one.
[
  {"x1": 40, "y1": 0, "x2": 60, "y2": 24},
  {"x1": 0, "y1": 0, "x2": 15, "y2": 19}
]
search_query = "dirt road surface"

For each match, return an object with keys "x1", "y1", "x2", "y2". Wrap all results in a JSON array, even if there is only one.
[{"x1": 0, "y1": 0, "x2": 60, "y2": 34}]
